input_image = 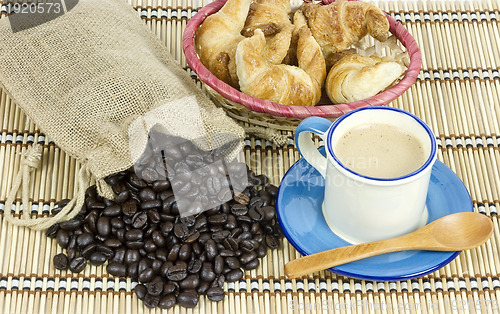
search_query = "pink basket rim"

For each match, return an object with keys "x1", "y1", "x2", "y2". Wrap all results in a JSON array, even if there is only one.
[{"x1": 182, "y1": 0, "x2": 422, "y2": 119}]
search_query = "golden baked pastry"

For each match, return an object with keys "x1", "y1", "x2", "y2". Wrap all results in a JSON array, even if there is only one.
[
  {"x1": 301, "y1": 0, "x2": 390, "y2": 69},
  {"x1": 235, "y1": 27, "x2": 326, "y2": 106},
  {"x1": 325, "y1": 54, "x2": 405, "y2": 104},
  {"x1": 195, "y1": 0, "x2": 253, "y2": 88},
  {"x1": 242, "y1": 0, "x2": 293, "y2": 65}
]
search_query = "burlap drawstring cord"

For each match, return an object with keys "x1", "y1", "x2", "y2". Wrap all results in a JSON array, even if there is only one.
[
  {"x1": 243, "y1": 126, "x2": 290, "y2": 146},
  {"x1": 4, "y1": 144, "x2": 90, "y2": 230}
]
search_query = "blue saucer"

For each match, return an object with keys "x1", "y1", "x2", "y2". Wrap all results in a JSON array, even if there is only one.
[{"x1": 276, "y1": 147, "x2": 472, "y2": 281}]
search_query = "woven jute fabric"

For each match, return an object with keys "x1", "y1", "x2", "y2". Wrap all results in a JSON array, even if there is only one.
[{"x1": 0, "y1": 0, "x2": 244, "y2": 229}]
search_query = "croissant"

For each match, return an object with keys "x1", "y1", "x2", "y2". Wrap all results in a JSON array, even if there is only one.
[
  {"x1": 235, "y1": 26, "x2": 326, "y2": 106},
  {"x1": 325, "y1": 54, "x2": 405, "y2": 104},
  {"x1": 301, "y1": 0, "x2": 390, "y2": 69},
  {"x1": 241, "y1": 0, "x2": 293, "y2": 65},
  {"x1": 195, "y1": 0, "x2": 253, "y2": 88}
]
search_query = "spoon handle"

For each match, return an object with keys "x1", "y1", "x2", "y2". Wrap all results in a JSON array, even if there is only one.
[{"x1": 284, "y1": 236, "x2": 415, "y2": 279}]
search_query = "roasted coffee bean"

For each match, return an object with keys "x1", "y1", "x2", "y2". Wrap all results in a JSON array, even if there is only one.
[
  {"x1": 265, "y1": 184, "x2": 278, "y2": 196},
  {"x1": 67, "y1": 248, "x2": 78, "y2": 261},
  {"x1": 177, "y1": 291, "x2": 199, "y2": 308},
  {"x1": 143, "y1": 239, "x2": 156, "y2": 253},
  {"x1": 204, "y1": 240, "x2": 218, "y2": 261},
  {"x1": 76, "y1": 232, "x2": 93, "y2": 249},
  {"x1": 121, "y1": 200, "x2": 137, "y2": 216},
  {"x1": 239, "y1": 239, "x2": 256, "y2": 253},
  {"x1": 134, "y1": 283, "x2": 148, "y2": 300},
  {"x1": 81, "y1": 243, "x2": 96, "y2": 259},
  {"x1": 162, "y1": 281, "x2": 178, "y2": 295},
  {"x1": 46, "y1": 224, "x2": 59, "y2": 238},
  {"x1": 256, "y1": 244, "x2": 267, "y2": 258},
  {"x1": 200, "y1": 262, "x2": 215, "y2": 282},
  {"x1": 262, "y1": 223, "x2": 274, "y2": 235},
  {"x1": 173, "y1": 223, "x2": 189, "y2": 239},
  {"x1": 124, "y1": 249, "x2": 141, "y2": 265},
  {"x1": 126, "y1": 240, "x2": 144, "y2": 249},
  {"x1": 225, "y1": 257, "x2": 240, "y2": 270},
  {"x1": 87, "y1": 199, "x2": 106, "y2": 211},
  {"x1": 89, "y1": 252, "x2": 107, "y2": 266},
  {"x1": 265, "y1": 235, "x2": 279, "y2": 249},
  {"x1": 196, "y1": 281, "x2": 211, "y2": 295},
  {"x1": 207, "y1": 287, "x2": 225, "y2": 302},
  {"x1": 225, "y1": 268, "x2": 244, "y2": 282},
  {"x1": 219, "y1": 249, "x2": 236, "y2": 257},
  {"x1": 187, "y1": 259, "x2": 202, "y2": 274},
  {"x1": 131, "y1": 212, "x2": 148, "y2": 229},
  {"x1": 97, "y1": 245, "x2": 114, "y2": 259},
  {"x1": 104, "y1": 238, "x2": 121, "y2": 249},
  {"x1": 224, "y1": 215, "x2": 237, "y2": 229},
  {"x1": 102, "y1": 204, "x2": 122, "y2": 217},
  {"x1": 129, "y1": 173, "x2": 148, "y2": 189},
  {"x1": 143, "y1": 293, "x2": 160, "y2": 308},
  {"x1": 115, "y1": 190, "x2": 129, "y2": 204},
  {"x1": 237, "y1": 231, "x2": 252, "y2": 241},
  {"x1": 53, "y1": 253, "x2": 69, "y2": 270},
  {"x1": 106, "y1": 262, "x2": 127, "y2": 277},
  {"x1": 141, "y1": 200, "x2": 161, "y2": 211},
  {"x1": 56, "y1": 229, "x2": 70, "y2": 249},
  {"x1": 137, "y1": 258, "x2": 151, "y2": 275},
  {"x1": 59, "y1": 219, "x2": 83, "y2": 231},
  {"x1": 230, "y1": 227, "x2": 243, "y2": 239},
  {"x1": 185, "y1": 230, "x2": 200, "y2": 243},
  {"x1": 180, "y1": 274, "x2": 200, "y2": 290},
  {"x1": 96, "y1": 217, "x2": 111, "y2": 237},
  {"x1": 261, "y1": 206, "x2": 276, "y2": 221},
  {"x1": 211, "y1": 275, "x2": 225, "y2": 289},
  {"x1": 167, "y1": 244, "x2": 181, "y2": 261},
  {"x1": 233, "y1": 193, "x2": 250, "y2": 205},
  {"x1": 231, "y1": 204, "x2": 248, "y2": 216},
  {"x1": 110, "y1": 217, "x2": 125, "y2": 229},
  {"x1": 178, "y1": 243, "x2": 191, "y2": 261},
  {"x1": 151, "y1": 180, "x2": 170, "y2": 192},
  {"x1": 167, "y1": 264, "x2": 188, "y2": 281},
  {"x1": 147, "y1": 277, "x2": 164, "y2": 296},
  {"x1": 223, "y1": 238, "x2": 239, "y2": 251},
  {"x1": 213, "y1": 256, "x2": 224, "y2": 275},
  {"x1": 212, "y1": 230, "x2": 230, "y2": 242},
  {"x1": 158, "y1": 294, "x2": 176, "y2": 310},
  {"x1": 69, "y1": 256, "x2": 87, "y2": 273},
  {"x1": 124, "y1": 229, "x2": 143, "y2": 241},
  {"x1": 208, "y1": 213, "x2": 227, "y2": 225},
  {"x1": 236, "y1": 215, "x2": 252, "y2": 224},
  {"x1": 151, "y1": 259, "x2": 163, "y2": 274},
  {"x1": 194, "y1": 215, "x2": 207, "y2": 229},
  {"x1": 155, "y1": 248, "x2": 168, "y2": 262},
  {"x1": 160, "y1": 221, "x2": 174, "y2": 236},
  {"x1": 149, "y1": 231, "x2": 165, "y2": 248},
  {"x1": 141, "y1": 168, "x2": 159, "y2": 183},
  {"x1": 240, "y1": 251, "x2": 257, "y2": 265},
  {"x1": 243, "y1": 258, "x2": 260, "y2": 270},
  {"x1": 146, "y1": 210, "x2": 160, "y2": 224},
  {"x1": 138, "y1": 268, "x2": 155, "y2": 282},
  {"x1": 127, "y1": 262, "x2": 139, "y2": 278}
]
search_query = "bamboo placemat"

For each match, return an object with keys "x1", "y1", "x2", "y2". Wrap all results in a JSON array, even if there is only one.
[{"x1": 0, "y1": 0, "x2": 499, "y2": 312}]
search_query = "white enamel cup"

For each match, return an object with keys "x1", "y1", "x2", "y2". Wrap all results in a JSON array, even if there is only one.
[{"x1": 295, "y1": 107, "x2": 437, "y2": 244}]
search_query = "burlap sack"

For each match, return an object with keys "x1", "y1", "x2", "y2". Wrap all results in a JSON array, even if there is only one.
[{"x1": 0, "y1": 0, "x2": 245, "y2": 230}]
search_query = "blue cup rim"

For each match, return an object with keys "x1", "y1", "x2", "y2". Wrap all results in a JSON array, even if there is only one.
[{"x1": 325, "y1": 106, "x2": 438, "y2": 182}]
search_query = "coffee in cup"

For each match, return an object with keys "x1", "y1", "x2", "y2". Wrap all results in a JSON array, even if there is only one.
[{"x1": 334, "y1": 123, "x2": 427, "y2": 179}]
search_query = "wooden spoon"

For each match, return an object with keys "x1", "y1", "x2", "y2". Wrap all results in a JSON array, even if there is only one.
[{"x1": 285, "y1": 212, "x2": 493, "y2": 279}]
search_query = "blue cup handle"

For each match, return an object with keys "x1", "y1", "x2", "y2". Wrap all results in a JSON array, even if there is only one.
[{"x1": 295, "y1": 117, "x2": 332, "y2": 178}]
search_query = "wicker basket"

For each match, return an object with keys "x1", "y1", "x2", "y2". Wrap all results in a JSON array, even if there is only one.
[{"x1": 183, "y1": 0, "x2": 422, "y2": 131}]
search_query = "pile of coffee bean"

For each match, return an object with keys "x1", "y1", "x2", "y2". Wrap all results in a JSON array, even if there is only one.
[{"x1": 46, "y1": 138, "x2": 282, "y2": 309}]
